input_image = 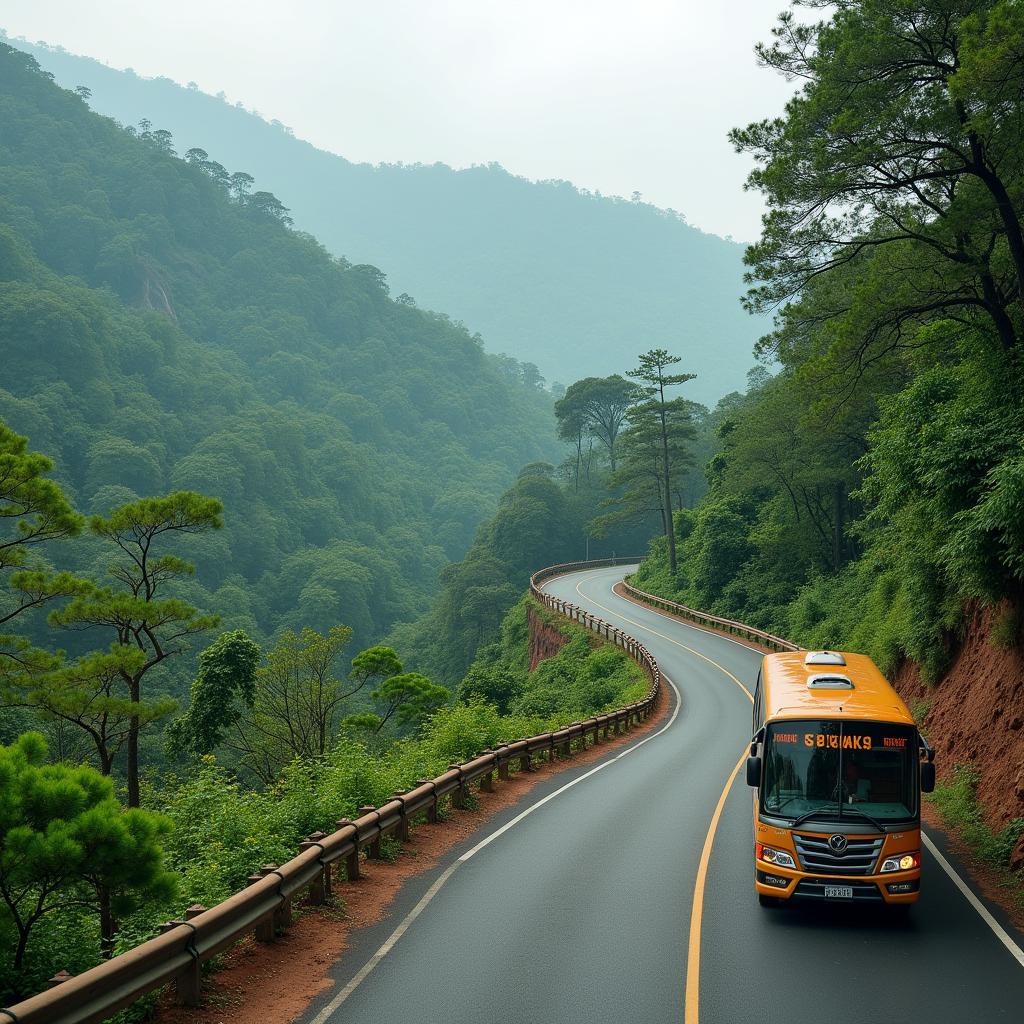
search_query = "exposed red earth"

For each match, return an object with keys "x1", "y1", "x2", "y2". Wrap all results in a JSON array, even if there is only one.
[
  {"x1": 895, "y1": 604, "x2": 1024, "y2": 833},
  {"x1": 527, "y1": 604, "x2": 570, "y2": 669}
]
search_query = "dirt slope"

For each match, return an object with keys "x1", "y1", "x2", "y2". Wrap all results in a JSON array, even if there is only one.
[{"x1": 894, "y1": 604, "x2": 1024, "y2": 861}]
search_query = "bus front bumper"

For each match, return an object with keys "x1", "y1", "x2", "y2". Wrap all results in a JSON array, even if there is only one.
[{"x1": 756, "y1": 865, "x2": 920, "y2": 905}]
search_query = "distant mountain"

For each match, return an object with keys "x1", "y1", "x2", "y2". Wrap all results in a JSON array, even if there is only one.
[
  {"x1": 11, "y1": 35, "x2": 765, "y2": 406},
  {"x1": 0, "y1": 42, "x2": 560, "y2": 661}
]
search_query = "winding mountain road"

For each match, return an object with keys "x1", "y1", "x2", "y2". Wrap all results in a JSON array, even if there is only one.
[{"x1": 299, "y1": 566, "x2": 1024, "y2": 1024}]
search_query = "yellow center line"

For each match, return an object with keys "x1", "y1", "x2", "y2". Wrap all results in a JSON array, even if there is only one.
[
  {"x1": 572, "y1": 575, "x2": 754, "y2": 702},
  {"x1": 685, "y1": 751, "x2": 746, "y2": 1024},
  {"x1": 567, "y1": 572, "x2": 753, "y2": 1024}
]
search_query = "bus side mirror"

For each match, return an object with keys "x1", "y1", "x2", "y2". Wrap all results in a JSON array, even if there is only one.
[
  {"x1": 921, "y1": 761, "x2": 935, "y2": 793},
  {"x1": 746, "y1": 756, "x2": 762, "y2": 788}
]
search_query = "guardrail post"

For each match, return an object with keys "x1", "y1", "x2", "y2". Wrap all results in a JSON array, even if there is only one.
[
  {"x1": 359, "y1": 807, "x2": 382, "y2": 858},
  {"x1": 417, "y1": 780, "x2": 439, "y2": 822},
  {"x1": 394, "y1": 793, "x2": 410, "y2": 842},
  {"x1": 336, "y1": 819, "x2": 360, "y2": 880},
  {"x1": 519, "y1": 750, "x2": 533, "y2": 772},
  {"x1": 259, "y1": 864, "x2": 290, "y2": 932},
  {"x1": 300, "y1": 832, "x2": 329, "y2": 902},
  {"x1": 497, "y1": 744, "x2": 510, "y2": 781},
  {"x1": 479, "y1": 752, "x2": 495, "y2": 792},
  {"x1": 449, "y1": 766, "x2": 466, "y2": 808},
  {"x1": 173, "y1": 904, "x2": 206, "y2": 1006},
  {"x1": 244, "y1": 874, "x2": 275, "y2": 942},
  {"x1": 617, "y1": 714, "x2": 627, "y2": 735},
  {"x1": 46, "y1": 970, "x2": 72, "y2": 989}
]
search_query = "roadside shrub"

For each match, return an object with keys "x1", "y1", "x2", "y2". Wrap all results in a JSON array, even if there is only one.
[{"x1": 931, "y1": 764, "x2": 1024, "y2": 867}]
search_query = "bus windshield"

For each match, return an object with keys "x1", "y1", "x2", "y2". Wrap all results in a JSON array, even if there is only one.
[{"x1": 761, "y1": 720, "x2": 918, "y2": 824}]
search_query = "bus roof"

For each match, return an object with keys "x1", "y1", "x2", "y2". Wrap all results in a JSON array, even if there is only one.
[{"x1": 761, "y1": 651, "x2": 914, "y2": 727}]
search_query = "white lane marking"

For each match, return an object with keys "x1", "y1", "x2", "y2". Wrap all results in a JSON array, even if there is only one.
[
  {"x1": 306, "y1": 671, "x2": 683, "y2": 1022},
  {"x1": 307, "y1": 861, "x2": 461, "y2": 1024},
  {"x1": 922, "y1": 830, "x2": 1024, "y2": 968},
  {"x1": 461, "y1": 670, "x2": 682, "y2": 862},
  {"x1": 571, "y1": 569, "x2": 1024, "y2": 973}
]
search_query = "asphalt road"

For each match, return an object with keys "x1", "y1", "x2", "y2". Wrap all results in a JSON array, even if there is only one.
[{"x1": 299, "y1": 566, "x2": 1024, "y2": 1024}]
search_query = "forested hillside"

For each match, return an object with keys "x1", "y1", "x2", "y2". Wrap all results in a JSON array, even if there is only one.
[
  {"x1": 0, "y1": 42, "x2": 559, "y2": 666},
  {"x1": 7, "y1": 34, "x2": 764, "y2": 406},
  {"x1": 630, "y1": 3, "x2": 1024, "y2": 684},
  {"x1": 393, "y1": 461, "x2": 654, "y2": 684}
]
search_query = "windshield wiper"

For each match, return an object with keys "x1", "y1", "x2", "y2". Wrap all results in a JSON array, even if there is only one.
[
  {"x1": 838, "y1": 805, "x2": 888, "y2": 833},
  {"x1": 788, "y1": 804, "x2": 841, "y2": 828}
]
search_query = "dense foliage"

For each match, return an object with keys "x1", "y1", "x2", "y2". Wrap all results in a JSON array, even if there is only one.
[
  {"x1": 391, "y1": 460, "x2": 657, "y2": 683},
  {"x1": 9, "y1": 34, "x2": 765, "y2": 406},
  {"x1": 0, "y1": 47, "x2": 662, "y2": 1002},
  {"x1": 0, "y1": 42, "x2": 560, "y2": 695},
  {"x1": 0, "y1": 732, "x2": 174, "y2": 990},
  {"x1": 633, "y1": 0, "x2": 1024, "y2": 682},
  {"x1": 0, "y1": 594, "x2": 645, "y2": 1002}
]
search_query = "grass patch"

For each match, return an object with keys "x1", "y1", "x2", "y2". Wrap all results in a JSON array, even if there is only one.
[
  {"x1": 991, "y1": 605, "x2": 1024, "y2": 649},
  {"x1": 377, "y1": 836, "x2": 404, "y2": 863},
  {"x1": 908, "y1": 697, "x2": 932, "y2": 729},
  {"x1": 929, "y1": 764, "x2": 1024, "y2": 900}
]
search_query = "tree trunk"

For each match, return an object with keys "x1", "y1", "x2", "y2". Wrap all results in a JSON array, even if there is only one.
[
  {"x1": 14, "y1": 923, "x2": 29, "y2": 972},
  {"x1": 663, "y1": 471, "x2": 676, "y2": 574},
  {"x1": 99, "y1": 886, "x2": 116, "y2": 959},
  {"x1": 832, "y1": 481, "x2": 844, "y2": 572},
  {"x1": 979, "y1": 271, "x2": 1017, "y2": 350},
  {"x1": 127, "y1": 677, "x2": 140, "y2": 808},
  {"x1": 982, "y1": 169, "x2": 1024, "y2": 304},
  {"x1": 658, "y1": 389, "x2": 677, "y2": 574}
]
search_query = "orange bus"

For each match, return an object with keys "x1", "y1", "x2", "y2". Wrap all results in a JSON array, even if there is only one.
[{"x1": 746, "y1": 650, "x2": 935, "y2": 907}]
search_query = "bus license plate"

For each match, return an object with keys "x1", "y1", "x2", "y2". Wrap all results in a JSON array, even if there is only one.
[{"x1": 824, "y1": 885, "x2": 853, "y2": 900}]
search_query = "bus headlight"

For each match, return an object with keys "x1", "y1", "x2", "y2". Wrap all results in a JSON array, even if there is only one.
[
  {"x1": 757, "y1": 843, "x2": 797, "y2": 870},
  {"x1": 881, "y1": 851, "x2": 920, "y2": 872}
]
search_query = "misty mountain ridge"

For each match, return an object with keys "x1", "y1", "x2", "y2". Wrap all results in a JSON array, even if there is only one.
[
  {"x1": 0, "y1": 41, "x2": 560, "y2": 657},
  {"x1": 9, "y1": 34, "x2": 766, "y2": 406}
]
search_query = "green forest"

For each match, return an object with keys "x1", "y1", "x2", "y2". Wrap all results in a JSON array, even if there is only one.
[
  {"x1": 628, "y1": 1, "x2": 1024, "y2": 688},
  {"x1": 0, "y1": 42, "x2": 657, "y2": 1000},
  {"x1": 0, "y1": 40, "x2": 565, "y2": 674},
  {"x1": 6, "y1": 32, "x2": 764, "y2": 406},
  {"x1": 4, "y1": 0, "x2": 1024, "y2": 1011}
]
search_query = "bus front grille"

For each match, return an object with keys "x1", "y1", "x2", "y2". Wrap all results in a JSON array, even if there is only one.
[{"x1": 793, "y1": 833, "x2": 883, "y2": 875}]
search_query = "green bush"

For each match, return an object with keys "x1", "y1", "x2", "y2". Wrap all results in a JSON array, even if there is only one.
[{"x1": 931, "y1": 764, "x2": 1024, "y2": 868}]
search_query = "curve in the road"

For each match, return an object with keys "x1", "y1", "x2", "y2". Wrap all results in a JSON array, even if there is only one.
[{"x1": 298, "y1": 566, "x2": 1024, "y2": 1024}]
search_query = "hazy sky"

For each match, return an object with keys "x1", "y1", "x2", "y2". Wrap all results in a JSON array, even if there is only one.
[{"x1": 1, "y1": 1, "x2": 797, "y2": 241}]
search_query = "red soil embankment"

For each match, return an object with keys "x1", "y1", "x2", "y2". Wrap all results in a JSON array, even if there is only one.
[
  {"x1": 893, "y1": 603, "x2": 1024, "y2": 866},
  {"x1": 527, "y1": 604, "x2": 569, "y2": 669}
]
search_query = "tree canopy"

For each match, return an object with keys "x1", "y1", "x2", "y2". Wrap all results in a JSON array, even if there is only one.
[
  {"x1": 632, "y1": 0, "x2": 1024, "y2": 685},
  {"x1": 0, "y1": 41, "x2": 560, "y2": 685}
]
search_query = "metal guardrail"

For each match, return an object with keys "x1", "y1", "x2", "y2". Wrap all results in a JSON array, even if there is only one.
[
  {"x1": 619, "y1": 576, "x2": 800, "y2": 652},
  {"x1": 2, "y1": 559, "x2": 661, "y2": 1024}
]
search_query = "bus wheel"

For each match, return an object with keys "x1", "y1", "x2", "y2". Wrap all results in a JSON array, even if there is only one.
[{"x1": 758, "y1": 893, "x2": 781, "y2": 908}]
